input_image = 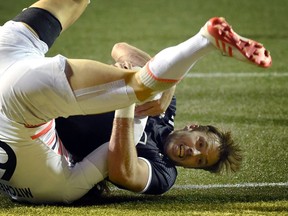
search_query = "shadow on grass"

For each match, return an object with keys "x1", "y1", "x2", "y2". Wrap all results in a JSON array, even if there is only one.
[
  {"x1": 72, "y1": 186, "x2": 288, "y2": 207},
  {"x1": 0, "y1": 186, "x2": 287, "y2": 214},
  {"x1": 72, "y1": 186, "x2": 288, "y2": 213}
]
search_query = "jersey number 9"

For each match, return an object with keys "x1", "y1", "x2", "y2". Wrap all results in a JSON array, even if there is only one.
[{"x1": 0, "y1": 141, "x2": 16, "y2": 181}]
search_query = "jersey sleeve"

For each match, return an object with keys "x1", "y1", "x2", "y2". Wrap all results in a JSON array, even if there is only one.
[{"x1": 139, "y1": 156, "x2": 177, "y2": 195}]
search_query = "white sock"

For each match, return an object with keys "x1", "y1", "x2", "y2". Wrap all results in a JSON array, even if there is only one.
[{"x1": 139, "y1": 32, "x2": 214, "y2": 91}]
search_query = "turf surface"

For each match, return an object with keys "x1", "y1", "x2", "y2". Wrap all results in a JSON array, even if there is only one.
[{"x1": 0, "y1": 0, "x2": 287, "y2": 215}]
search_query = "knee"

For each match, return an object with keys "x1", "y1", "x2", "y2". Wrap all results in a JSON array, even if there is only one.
[
  {"x1": 111, "y1": 42, "x2": 151, "y2": 67},
  {"x1": 111, "y1": 42, "x2": 130, "y2": 61}
]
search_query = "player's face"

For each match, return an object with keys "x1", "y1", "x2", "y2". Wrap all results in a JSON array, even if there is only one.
[{"x1": 164, "y1": 125, "x2": 220, "y2": 168}]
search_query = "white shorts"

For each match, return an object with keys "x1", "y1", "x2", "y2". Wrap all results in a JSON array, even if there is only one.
[{"x1": 0, "y1": 21, "x2": 82, "y2": 125}]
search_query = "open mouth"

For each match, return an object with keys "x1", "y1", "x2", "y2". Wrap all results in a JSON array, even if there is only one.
[{"x1": 178, "y1": 145, "x2": 185, "y2": 158}]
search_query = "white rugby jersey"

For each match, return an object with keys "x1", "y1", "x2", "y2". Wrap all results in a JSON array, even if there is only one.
[
  {"x1": 0, "y1": 21, "x2": 147, "y2": 203},
  {"x1": 0, "y1": 118, "x2": 106, "y2": 203},
  {"x1": 0, "y1": 115, "x2": 147, "y2": 203}
]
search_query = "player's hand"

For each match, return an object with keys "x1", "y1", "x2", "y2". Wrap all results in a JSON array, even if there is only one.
[
  {"x1": 135, "y1": 86, "x2": 176, "y2": 117},
  {"x1": 114, "y1": 61, "x2": 133, "y2": 70},
  {"x1": 135, "y1": 99, "x2": 165, "y2": 117}
]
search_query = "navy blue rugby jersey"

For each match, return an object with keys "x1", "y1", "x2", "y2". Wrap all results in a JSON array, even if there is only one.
[
  {"x1": 56, "y1": 96, "x2": 177, "y2": 195},
  {"x1": 136, "y1": 96, "x2": 177, "y2": 195}
]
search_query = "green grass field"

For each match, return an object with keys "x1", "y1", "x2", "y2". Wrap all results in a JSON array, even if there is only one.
[{"x1": 0, "y1": 0, "x2": 287, "y2": 215}]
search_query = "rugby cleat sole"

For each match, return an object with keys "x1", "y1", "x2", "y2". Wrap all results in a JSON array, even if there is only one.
[{"x1": 200, "y1": 17, "x2": 272, "y2": 68}]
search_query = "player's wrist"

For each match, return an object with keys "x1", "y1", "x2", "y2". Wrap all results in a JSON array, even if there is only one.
[{"x1": 115, "y1": 104, "x2": 135, "y2": 119}]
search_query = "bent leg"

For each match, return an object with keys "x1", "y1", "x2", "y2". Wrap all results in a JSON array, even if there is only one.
[
  {"x1": 66, "y1": 58, "x2": 153, "y2": 114},
  {"x1": 29, "y1": 0, "x2": 90, "y2": 33},
  {"x1": 12, "y1": 0, "x2": 89, "y2": 49},
  {"x1": 111, "y1": 42, "x2": 152, "y2": 68}
]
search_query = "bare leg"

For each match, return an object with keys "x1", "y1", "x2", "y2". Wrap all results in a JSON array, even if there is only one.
[{"x1": 30, "y1": 0, "x2": 90, "y2": 33}]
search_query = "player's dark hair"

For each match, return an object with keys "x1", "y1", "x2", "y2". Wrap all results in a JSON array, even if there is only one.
[{"x1": 197, "y1": 125, "x2": 242, "y2": 173}]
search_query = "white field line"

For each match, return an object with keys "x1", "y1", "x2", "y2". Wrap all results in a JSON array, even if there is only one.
[
  {"x1": 110, "y1": 182, "x2": 288, "y2": 191},
  {"x1": 173, "y1": 182, "x2": 288, "y2": 190},
  {"x1": 186, "y1": 72, "x2": 288, "y2": 78}
]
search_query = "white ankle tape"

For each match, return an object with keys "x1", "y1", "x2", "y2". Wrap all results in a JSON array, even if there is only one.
[{"x1": 74, "y1": 80, "x2": 138, "y2": 115}]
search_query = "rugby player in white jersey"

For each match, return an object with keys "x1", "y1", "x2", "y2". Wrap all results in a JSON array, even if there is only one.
[{"x1": 0, "y1": 0, "x2": 271, "y2": 204}]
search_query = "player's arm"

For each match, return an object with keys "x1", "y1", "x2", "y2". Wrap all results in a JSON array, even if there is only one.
[{"x1": 108, "y1": 104, "x2": 150, "y2": 192}]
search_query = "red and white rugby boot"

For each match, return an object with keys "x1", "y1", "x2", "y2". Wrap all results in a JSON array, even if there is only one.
[{"x1": 200, "y1": 17, "x2": 272, "y2": 68}]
